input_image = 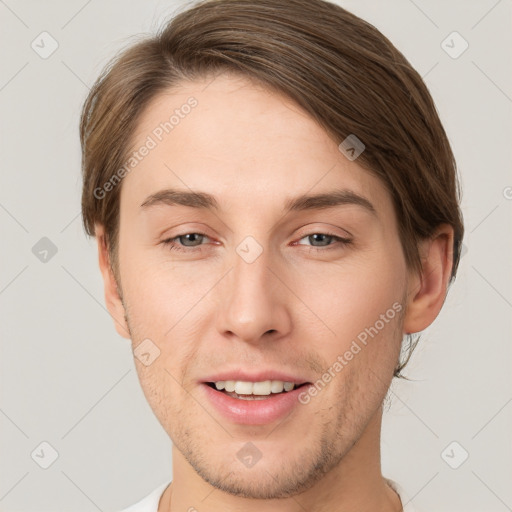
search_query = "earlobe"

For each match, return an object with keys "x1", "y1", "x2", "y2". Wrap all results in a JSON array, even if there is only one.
[
  {"x1": 95, "y1": 223, "x2": 131, "y2": 339},
  {"x1": 402, "y1": 224, "x2": 454, "y2": 334}
]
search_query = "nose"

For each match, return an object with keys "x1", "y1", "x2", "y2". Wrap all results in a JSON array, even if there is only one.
[{"x1": 215, "y1": 245, "x2": 292, "y2": 345}]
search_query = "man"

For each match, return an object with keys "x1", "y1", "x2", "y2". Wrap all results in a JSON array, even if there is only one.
[{"x1": 80, "y1": 0, "x2": 464, "y2": 510}]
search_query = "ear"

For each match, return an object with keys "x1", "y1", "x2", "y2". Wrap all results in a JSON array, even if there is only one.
[
  {"x1": 403, "y1": 224, "x2": 454, "y2": 334},
  {"x1": 95, "y1": 223, "x2": 131, "y2": 339}
]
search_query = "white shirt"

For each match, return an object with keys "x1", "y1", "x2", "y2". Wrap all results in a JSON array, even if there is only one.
[{"x1": 118, "y1": 478, "x2": 421, "y2": 511}]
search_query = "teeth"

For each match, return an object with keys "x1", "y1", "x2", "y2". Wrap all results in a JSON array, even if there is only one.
[
  {"x1": 235, "y1": 381, "x2": 254, "y2": 395},
  {"x1": 283, "y1": 381, "x2": 294, "y2": 391},
  {"x1": 252, "y1": 381, "x2": 272, "y2": 395},
  {"x1": 270, "y1": 380, "x2": 284, "y2": 393},
  {"x1": 213, "y1": 380, "x2": 296, "y2": 395},
  {"x1": 224, "y1": 380, "x2": 236, "y2": 392}
]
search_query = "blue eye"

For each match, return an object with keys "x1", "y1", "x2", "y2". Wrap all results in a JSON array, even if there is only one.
[
  {"x1": 160, "y1": 231, "x2": 352, "y2": 254},
  {"x1": 296, "y1": 233, "x2": 351, "y2": 251},
  {"x1": 161, "y1": 232, "x2": 210, "y2": 253}
]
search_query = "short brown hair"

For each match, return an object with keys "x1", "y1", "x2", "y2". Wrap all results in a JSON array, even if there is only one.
[{"x1": 80, "y1": 0, "x2": 464, "y2": 377}]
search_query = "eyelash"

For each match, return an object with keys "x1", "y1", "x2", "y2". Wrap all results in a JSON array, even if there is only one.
[{"x1": 160, "y1": 231, "x2": 352, "y2": 254}]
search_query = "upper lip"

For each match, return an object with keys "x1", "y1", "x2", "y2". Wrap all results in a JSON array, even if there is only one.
[{"x1": 201, "y1": 370, "x2": 311, "y2": 385}]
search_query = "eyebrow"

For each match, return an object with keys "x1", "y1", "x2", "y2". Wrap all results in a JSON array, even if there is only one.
[{"x1": 140, "y1": 188, "x2": 377, "y2": 217}]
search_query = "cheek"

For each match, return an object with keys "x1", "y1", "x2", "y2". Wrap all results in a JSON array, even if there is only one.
[
  {"x1": 295, "y1": 249, "x2": 406, "y2": 341},
  {"x1": 119, "y1": 241, "x2": 209, "y2": 328},
  {"x1": 289, "y1": 254, "x2": 407, "y2": 398}
]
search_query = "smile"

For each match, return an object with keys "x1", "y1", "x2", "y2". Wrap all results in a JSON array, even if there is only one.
[{"x1": 202, "y1": 380, "x2": 311, "y2": 425}]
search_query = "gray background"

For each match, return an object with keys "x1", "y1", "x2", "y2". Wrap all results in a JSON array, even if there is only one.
[{"x1": 1, "y1": 0, "x2": 511, "y2": 511}]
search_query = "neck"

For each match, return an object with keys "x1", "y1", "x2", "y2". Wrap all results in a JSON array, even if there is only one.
[{"x1": 159, "y1": 405, "x2": 402, "y2": 512}]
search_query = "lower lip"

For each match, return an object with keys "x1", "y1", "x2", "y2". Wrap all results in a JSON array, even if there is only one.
[{"x1": 201, "y1": 383, "x2": 308, "y2": 425}]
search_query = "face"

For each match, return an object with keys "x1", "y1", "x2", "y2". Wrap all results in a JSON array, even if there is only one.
[{"x1": 112, "y1": 73, "x2": 410, "y2": 498}]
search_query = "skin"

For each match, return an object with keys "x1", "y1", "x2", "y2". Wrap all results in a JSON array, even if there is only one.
[{"x1": 96, "y1": 72, "x2": 454, "y2": 512}]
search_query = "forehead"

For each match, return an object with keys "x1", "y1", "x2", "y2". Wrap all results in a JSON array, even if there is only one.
[{"x1": 121, "y1": 73, "x2": 392, "y2": 221}]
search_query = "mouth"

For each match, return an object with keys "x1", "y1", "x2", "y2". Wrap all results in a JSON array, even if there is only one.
[
  {"x1": 201, "y1": 379, "x2": 313, "y2": 425},
  {"x1": 204, "y1": 380, "x2": 310, "y2": 400}
]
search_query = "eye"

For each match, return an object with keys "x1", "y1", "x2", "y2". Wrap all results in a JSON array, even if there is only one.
[
  {"x1": 161, "y1": 232, "x2": 211, "y2": 253},
  {"x1": 295, "y1": 232, "x2": 352, "y2": 251},
  {"x1": 160, "y1": 231, "x2": 352, "y2": 254}
]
